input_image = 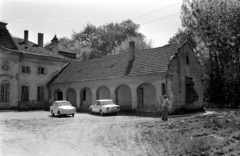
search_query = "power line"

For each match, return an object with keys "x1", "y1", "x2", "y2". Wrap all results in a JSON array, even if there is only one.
[
  {"x1": 131, "y1": 2, "x2": 182, "y2": 20},
  {"x1": 140, "y1": 13, "x2": 180, "y2": 25}
]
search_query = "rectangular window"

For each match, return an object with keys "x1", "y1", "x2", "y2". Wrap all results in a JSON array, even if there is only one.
[
  {"x1": 21, "y1": 86, "x2": 29, "y2": 102},
  {"x1": 22, "y1": 66, "x2": 30, "y2": 73},
  {"x1": 37, "y1": 67, "x2": 45, "y2": 74},
  {"x1": 1, "y1": 84, "x2": 10, "y2": 102},
  {"x1": 37, "y1": 86, "x2": 45, "y2": 101}
]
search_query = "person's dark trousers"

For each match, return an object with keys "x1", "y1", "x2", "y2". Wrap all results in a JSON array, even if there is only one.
[{"x1": 162, "y1": 106, "x2": 168, "y2": 121}]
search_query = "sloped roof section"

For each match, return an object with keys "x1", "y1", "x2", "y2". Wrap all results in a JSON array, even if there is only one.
[
  {"x1": 0, "y1": 28, "x2": 18, "y2": 50},
  {"x1": 51, "y1": 44, "x2": 179, "y2": 84},
  {"x1": 45, "y1": 43, "x2": 74, "y2": 53},
  {"x1": 13, "y1": 37, "x2": 65, "y2": 58}
]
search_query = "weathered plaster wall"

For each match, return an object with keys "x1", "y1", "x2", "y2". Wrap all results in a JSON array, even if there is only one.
[
  {"x1": 167, "y1": 43, "x2": 204, "y2": 112},
  {"x1": 167, "y1": 55, "x2": 181, "y2": 112},
  {"x1": 97, "y1": 86, "x2": 110, "y2": 100},
  {"x1": 80, "y1": 88, "x2": 92, "y2": 108},
  {"x1": 50, "y1": 73, "x2": 166, "y2": 111},
  {"x1": 137, "y1": 83, "x2": 159, "y2": 108},
  {"x1": 178, "y1": 43, "x2": 203, "y2": 109},
  {"x1": 66, "y1": 88, "x2": 77, "y2": 107},
  {"x1": 18, "y1": 54, "x2": 68, "y2": 109},
  {"x1": 0, "y1": 48, "x2": 19, "y2": 109},
  {"x1": 116, "y1": 85, "x2": 132, "y2": 108}
]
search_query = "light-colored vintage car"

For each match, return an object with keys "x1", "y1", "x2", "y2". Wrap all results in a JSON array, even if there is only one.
[
  {"x1": 50, "y1": 100, "x2": 76, "y2": 117},
  {"x1": 89, "y1": 99, "x2": 120, "y2": 115}
]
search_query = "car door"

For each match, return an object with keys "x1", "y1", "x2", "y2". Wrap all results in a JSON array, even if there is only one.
[
  {"x1": 95, "y1": 101, "x2": 101, "y2": 112},
  {"x1": 92, "y1": 102, "x2": 99, "y2": 112}
]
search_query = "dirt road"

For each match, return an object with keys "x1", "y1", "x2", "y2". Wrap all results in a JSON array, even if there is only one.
[
  {"x1": 0, "y1": 110, "x2": 240, "y2": 156},
  {"x1": 0, "y1": 111, "x2": 162, "y2": 156}
]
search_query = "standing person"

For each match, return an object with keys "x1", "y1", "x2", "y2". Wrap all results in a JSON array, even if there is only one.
[{"x1": 162, "y1": 95, "x2": 171, "y2": 121}]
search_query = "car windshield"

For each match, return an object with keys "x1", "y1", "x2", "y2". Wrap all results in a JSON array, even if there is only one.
[
  {"x1": 101, "y1": 101, "x2": 115, "y2": 105},
  {"x1": 56, "y1": 101, "x2": 71, "y2": 107}
]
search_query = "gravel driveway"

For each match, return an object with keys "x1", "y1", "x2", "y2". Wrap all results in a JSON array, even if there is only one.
[
  {"x1": 0, "y1": 111, "x2": 158, "y2": 156},
  {"x1": 1, "y1": 110, "x2": 239, "y2": 156}
]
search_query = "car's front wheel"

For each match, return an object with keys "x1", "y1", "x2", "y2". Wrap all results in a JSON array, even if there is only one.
[
  {"x1": 100, "y1": 110, "x2": 104, "y2": 116},
  {"x1": 58, "y1": 111, "x2": 61, "y2": 115},
  {"x1": 72, "y1": 114, "x2": 74, "y2": 117},
  {"x1": 51, "y1": 110, "x2": 55, "y2": 116}
]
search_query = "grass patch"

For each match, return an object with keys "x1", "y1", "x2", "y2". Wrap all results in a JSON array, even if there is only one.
[{"x1": 163, "y1": 133, "x2": 216, "y2": 156}]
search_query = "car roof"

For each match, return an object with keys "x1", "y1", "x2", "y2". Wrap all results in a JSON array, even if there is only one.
[
  {"x1": 96, "y1": 99, "x2": 113, "y2": 102},
  {"x1": 54, "y1": 100, "x2": 69, "y2": 103}
]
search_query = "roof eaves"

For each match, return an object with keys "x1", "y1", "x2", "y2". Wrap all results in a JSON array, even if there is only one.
[
  {"x1": 0, "y1": 44, "x2": 21, "y2": 53},
  {"x1": 52, "y1": 71, "x2": 166, "y2": 85},
  {"x1": 47, "y1": 63, "x2": 70, "y2": 85}
]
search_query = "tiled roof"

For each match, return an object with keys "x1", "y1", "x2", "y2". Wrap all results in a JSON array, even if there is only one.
[
  {"x1": 13, "y1": 37, "x2": 66, "y2": 58},
  {"x1": 45, "y1": 43, "x2": 75, "y2": 53},
  {"x1": 51, "y1": 44, "x2": 179, "y2": 84},
  {"x1": 0, "y1": 29, "x2": 18, "y2": 50}
]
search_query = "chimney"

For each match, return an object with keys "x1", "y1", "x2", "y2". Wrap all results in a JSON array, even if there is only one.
[
  {"x1": 38, "y1": 33, "x2": 44, "y2": 47},
  {"x1": 51, "y1": 35, "x2": 59, "y2": 54},
  {"x1": 24, "y1": 30, "x2": 28, "y2": 43},
  {"x1": 129, "y1": 41, "x2": 135, "y2": 60}
]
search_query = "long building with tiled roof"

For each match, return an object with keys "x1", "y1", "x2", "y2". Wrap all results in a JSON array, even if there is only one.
[
  {"x1": 49, "y1": 41, "x2": 204, "y2": 114},
  {"x1": 51, "y1": 44, "x2": 178, "y2": 84}
]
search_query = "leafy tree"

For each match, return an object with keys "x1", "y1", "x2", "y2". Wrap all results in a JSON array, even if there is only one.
[
  {"x1": 180, "y1": 0, "x2": 240, "y2": 107},
  {"x1": 60, "y1": 19, "x2": 153, "y2": 60},
  {"x1": 168, "y1": 28, "x2": 190, "y2": 45},
  {"x1": 112, "y1": 36, "x2": 154, "y2": 55}
]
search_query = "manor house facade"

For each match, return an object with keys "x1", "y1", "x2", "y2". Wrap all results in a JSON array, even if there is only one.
[{"x1": 0, "y1": 21, "x2": 74, "y2": 109}]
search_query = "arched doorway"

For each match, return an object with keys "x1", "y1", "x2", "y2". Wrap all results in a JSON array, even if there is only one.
[
  {"x1": 53, "y1": 89, "x2": 63, "y2": 101},
  {"x1": 0, "y1": 80, "x2": 10, "y2": 103},
  {"x1": 137, "y1": 83, "x2": 158, "y2": 108},
  {"x1": 115, "y1": 85, "x2": 132, "y2": 108},
  {"x1": 96, "y1": 86, "x2": 110, "y2": 100},
  {"x1": 80, "y1": 87, "x2": 92, "y2": 108},
  {"x1": 66, "y1": 88, "x2": 77, "y2": 107}
]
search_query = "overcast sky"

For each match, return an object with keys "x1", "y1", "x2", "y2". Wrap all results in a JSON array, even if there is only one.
[{"x1": 0, "y1": 0, "x2": 182, "y2": 47}]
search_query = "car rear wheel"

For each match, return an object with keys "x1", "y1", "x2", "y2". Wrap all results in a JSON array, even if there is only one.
[
  {"x1": 58, "y1": 111, "x2": 60, "y2": 115},
  {"x1": 100, "y1": 110, "x2": 104, "y2": 116},
  {"x1": 51, "y1": 110, "x2": 55, "y2": 116}
]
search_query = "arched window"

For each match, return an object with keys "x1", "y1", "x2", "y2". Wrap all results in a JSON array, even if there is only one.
[
  {"x1": 1, "y1": 80, "x2": 10, "y2": 102},
  {"x1": 161, "y1": 83, "x2": 166, "y2": 95}
]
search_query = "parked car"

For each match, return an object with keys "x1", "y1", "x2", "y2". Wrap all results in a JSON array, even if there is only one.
[
  {"x1": 50, "y1": 100, "x2": 76, "y2": 117},
  {"x1": 89, "y1": 99, "x2": 120, "y2": 115}
]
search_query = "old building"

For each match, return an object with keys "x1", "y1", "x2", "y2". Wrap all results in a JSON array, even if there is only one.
[
  {"x1": 0, "y1": 21, "x2": 73, "y2": 109},
  {"x1": 48, "y1": 41, "x2": 204, "y2": 113}
]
